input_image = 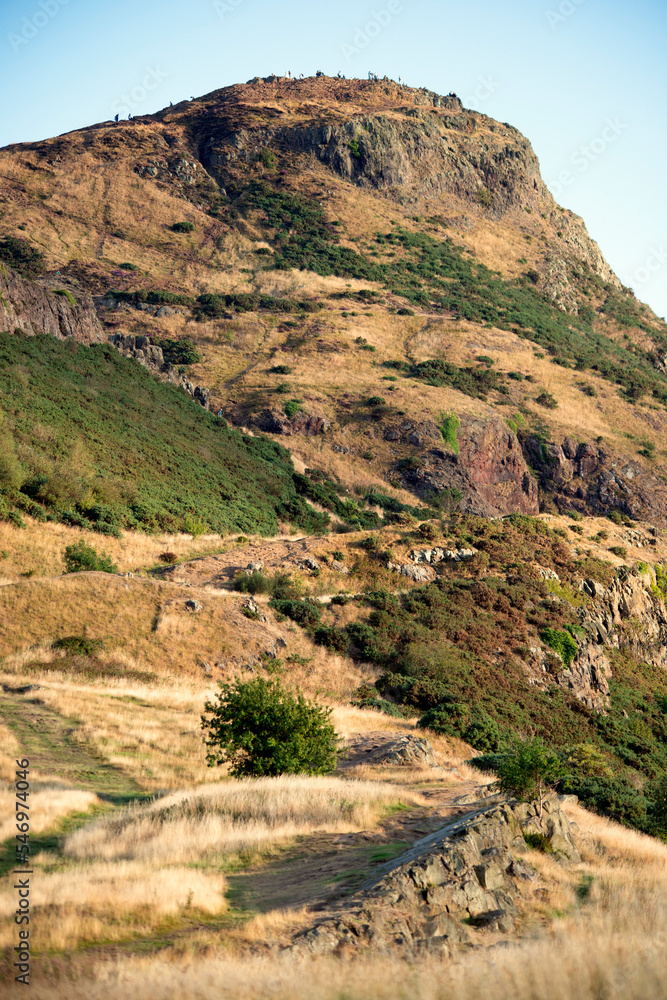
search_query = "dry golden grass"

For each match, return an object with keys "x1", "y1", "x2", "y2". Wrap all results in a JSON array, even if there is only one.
[
  {"x1": 0, "y1": 572, "x2": 289, "y2": 675},
  {"x1": 0, "y1": 861, "x2": 226, "y2": 952},
  {"x1": 0, "y1": 518, "x2": 231, "y2": 580},
  {"x1": 9, "y1": 905, "x2": 667, "y2": 1000},
  {"x1": 0, "y1": 785, "x2": 99, "y2": 841},
  {"x1": 64, "y1": 775, "x2": 425, "y2": 864}
]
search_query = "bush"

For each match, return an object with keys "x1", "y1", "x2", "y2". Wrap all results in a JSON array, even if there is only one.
[
  {"x1": 558, "y1": 774, "x2": 648, "y2": 828},
  {"x1": 152, "y1": 338, "x2": 202, "y2": 366},
  {"x1": 313, "y1": 625, "x2": 349, "y2": 653},
  {"x1": 201, "y1": 677, "x2": 339, "y2": 776},
  {"x1": 254, "y1": 149, "x2": 277, "y2": 169},
  {"x1": 541, "y1": 628, "x2": 578, "y2": 668},
  {"x1": 63, "y1": 541, "x2": 117, "y2": 574},
  {"x1": 53, "y1": 635, "x2": 105, "y2": 656},
  {"x1": 608, "y1": 545, "x2": 628, "y2": 558},
  {"x1": 284, "y1": 400, "x2": 302, "y2": 419},
  {"x1": 0, "y1": 236, "x2": 46, "y2": 278},
  {"x1": 439, "y1": 412, "x2": 460, "y2": 455},
  {"x1": 269, "y1": 598, "x2": 321, "y2": 628},
  {"x1": 535, "y1": 390, "x2": 558, "y2": 409},
  {"x1": 171, "y1": 221, "x2": 195, "y2": 233},
  {"x1": 496, "y1": 736, "x2": 562, "y2": 816},
  {"x1": 159, "y1": 551, "x2": 178, "y2": 564}
]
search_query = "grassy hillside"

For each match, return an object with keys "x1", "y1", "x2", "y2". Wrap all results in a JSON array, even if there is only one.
[{"x1": 0, "y1": 332, "x2": 329, "y2": 536}]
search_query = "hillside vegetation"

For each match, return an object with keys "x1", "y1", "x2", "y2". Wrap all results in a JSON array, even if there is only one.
[{"x1": 0, "y1": 332, "x2": 330, "y2": 536}]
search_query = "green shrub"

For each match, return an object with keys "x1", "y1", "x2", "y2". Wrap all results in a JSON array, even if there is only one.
[
  {"x1": 119, "y1": 262, "x2": 138, "y2": 271},
  {"x1": 535, "y1": 390, "x2": 558, "y2": 409},
  {"x1": 63, "y1": 541, "x2": 117, "y2": 574},
  {"x1": 313, "y1": 625, "x2": 349, "y2": 653},
  {"x1": 270, "y1": 365, "x2": 293, "y2": 375},
  {"x1": 0, "y1": 236, "x2": 46, "y2": 278},
  {"x1": 235, "y1": 570, "x2": 273, "y2": 595},
  {"x1": 284, "y1": 400, "x2": 302, "y2": 419},
  {"x1": 541, "y1": 628, "x2": 578, "y2": 668},
  {"x1": 366, "y1": 396, "x2": 386, "y2": 407},
  {"x1": 557, "y1": 774, "x2": 648, "y2": 828},
  {"x1": 608, "y1": 545, "x2": 628, "y2": 559},
  {"x1": 171, "y1": 221, "x2": 195, "y2": 233},
  {"x1": 496, "y1": 736, "x2": 563, "y2": 815},
  {"x1": 54, "y1": 288, "x2": 76, "y2": 307},
  {"x1": 269, "y1": 598, "x2": 322, "y2": 628},
  {"x1": 255, "y1": 149, "x2": 277, "y2": 169},
  {"x1": 439, "y1": 412, "x2": 460, "y2": 454},
  {"x1": 523, "y1": 831, "x2": 553, "y2": 852},
  {"x1": 201, "y1": 677, "x2": 338, "y2": 776},
  {"x1": 52, "y1": 635, "x2": 105, "y2": 656},
  {"x1": 153, "y1": 338, "x2": 202, "y2": 366}
]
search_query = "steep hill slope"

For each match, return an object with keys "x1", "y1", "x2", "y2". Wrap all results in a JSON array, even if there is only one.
[{"x1": 1, "y1": 75, "x2": 667, "y2": 524}]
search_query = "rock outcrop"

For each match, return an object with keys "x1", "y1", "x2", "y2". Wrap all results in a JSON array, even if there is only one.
[
  {"x1": 0, "y1": 264, "x2": 104, "y2": 344},
  {"x1": 294, "y1": 795, "x2": 579, "y2": 956},
  {"x1": 402, "y1": 415, "x2": 538, "y2": 517},
  {"x1": 523, "y1": 434, "x2": 667, "y2": 527},
  {"x1": 583, "y1": 568, "x2": 667, "y2": 671},
  {"x1": 339, "y1": 732, "x2": 439, "y2": 770},
  {"x1": 192, "y1": 77, "x2": 619, "y2": 286},
  {"x1": 248, "y1": 408, "x2": 331, "y2": 437},
  {"x1": 108, "y1": 333, "x2": 211, "y2": 408}
]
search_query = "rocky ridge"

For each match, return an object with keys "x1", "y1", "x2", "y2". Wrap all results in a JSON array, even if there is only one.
[{"x1": 294, "y1": 794, "x2": 579, "y2": 956}]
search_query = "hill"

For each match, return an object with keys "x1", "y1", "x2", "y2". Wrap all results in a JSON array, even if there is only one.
[
  {"x1": 1, "y1": 74, "x2": 667, "y2": 998},
  {"x1": 1, "y1": 75, "x2": 667, "y2": 524}
]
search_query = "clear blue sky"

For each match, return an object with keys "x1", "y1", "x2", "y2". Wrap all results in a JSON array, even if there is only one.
[{"x1": 1, "y1": 0, "x2": 666, "y2": 319}]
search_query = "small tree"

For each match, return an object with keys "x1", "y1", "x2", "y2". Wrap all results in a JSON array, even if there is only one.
[
  {"x1": 201, "y1": 677, "x2": 339, "y2": 777},
  {"x1": 63, "y1": 541, "x2": 117, "y2": 574},
  {"x1": 497, "y1": 736, "x2": 562, "y2": 818}
]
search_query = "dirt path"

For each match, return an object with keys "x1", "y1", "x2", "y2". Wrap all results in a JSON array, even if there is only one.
[
  {"x1": 227, "y1": 773, "x2": 494, "y2": 919},
  {"x1": 0, "y1": 690, "x2": 141, "y2": 799}
]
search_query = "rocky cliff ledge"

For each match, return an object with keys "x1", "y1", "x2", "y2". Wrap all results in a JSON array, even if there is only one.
[{"x1": 0, "y1": 264, "x2": 103, "y2": 344}]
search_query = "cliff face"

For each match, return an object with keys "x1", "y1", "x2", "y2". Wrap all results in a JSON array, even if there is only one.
[
  {"x1": 0, "y1": 265, "x2": 104, "y2": 344},
  {"x1": 193, "y1": 77, "x2": 619, "y2": 288}
]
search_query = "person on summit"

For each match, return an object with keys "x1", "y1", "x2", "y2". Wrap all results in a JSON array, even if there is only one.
[{"x1": 114, "y1": 114, "x2": 119, "y2": 123}]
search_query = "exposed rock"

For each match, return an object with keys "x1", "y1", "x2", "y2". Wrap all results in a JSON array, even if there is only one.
[
  {"x1": 403, "y1": 415, "x2": 538, "y2": 518},
  {"x1": 293, "y1": 795, "x2": 578, "y2": 957},
  {"x1": 340, "y1": 732, "x2": 439, "y2": 769},
  {"x1": 185, "y1": 600, "x2": 203, "y2": 612},
  {"x1": 301, "y1": 556, "x2": 321, "y2": 572},
  {"x1": 246, "y1": 561, "x2": 264, "y2": 572},
  {"x1": 537, "y1": 566, "x2": 560, "y2": 582},
  {"x1": 331, "y1": 560, "x2": 350, "y2": 574},
  {"x1": 410, "y1": 547, "x2": 478, "y2": 564},
  {"x1": 0, "y1": 264, "x2": 104, "y2": 344},
  {"x1": 108, "y1": 333, "x2": 211, "y2": 408},
  {"x1": 387, "y1": 562, "x2": 436, "y2": 583},
  {"x1": 246, "y1": 408, "x2": 331, "y2": 437},
  {"x1": 582, "y1": 568, "x2": 667, "y2": 671},
  {"x1": 523, "y1": 435, "x2": 667, "y2": 526}
]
